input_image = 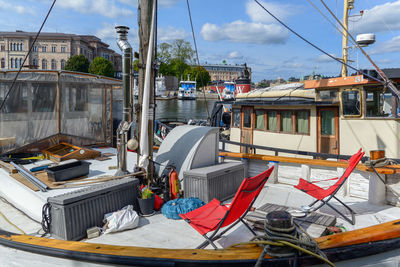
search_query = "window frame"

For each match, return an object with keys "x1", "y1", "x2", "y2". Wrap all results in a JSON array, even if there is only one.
[
  {"x1": 341, "y1": 89, "x2": 362, "y2": 118},
  {"x1": 259, "y1": 109, "x2": 311, "y2": 135},
  {"x1": 254, "y1": 109, "x2": 266, "y2": 131}
]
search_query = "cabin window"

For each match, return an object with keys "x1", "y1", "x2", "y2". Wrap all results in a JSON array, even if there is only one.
[
  {"x1": 318, "y1": 90, "x2": 338, "y2": 101},
  {"x1": 32, "y1": 83, "x2": 56, "y2": 112},
  {"x1": 280, "y1": 111, "x2": 292, "y2": 132},
  {"x1": 366, "y1": 89, "x2": 392, "y2": 117},
  {"x1": 267, "y1": 111, "x2": 277, "y2": 131},
  {"x1": 243, "y1": 108, "x2": 252, "y2": 128},
  {"x1": 232, "y1": 108, "x2": 240, "y2": 127},
  {"x1": 255, "y1": 110, "x2": 265, "y2": 130},
  {"x1": 342, "y1": 90, "x2": 361, "y2": 116},
  {"x1": 296, "y1": 110, "x2": 309, "y2": 134},
  {"x1": 321, "y1": 110, "x2": 335, "y2": 135}
]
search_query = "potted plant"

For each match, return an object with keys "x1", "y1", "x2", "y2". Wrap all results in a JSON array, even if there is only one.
[{"x1": 138, "y1": 187, "x2": 155, "y2": 216}]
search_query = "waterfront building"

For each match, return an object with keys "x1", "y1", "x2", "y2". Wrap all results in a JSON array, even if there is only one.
[
  {"x1": 202, "y1": 63, "x2": 251, "y2": 82},
  {"x1": 0, "y1": 31, "x2": 121, "y2": 78}
]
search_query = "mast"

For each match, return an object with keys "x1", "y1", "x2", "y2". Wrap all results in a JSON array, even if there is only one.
[
  {"x1": 138, "y1": 0, "x2": 155, "y2": 180},
  {"x1": 341, "y1": 0, "x2": 354, "y2": 77}
]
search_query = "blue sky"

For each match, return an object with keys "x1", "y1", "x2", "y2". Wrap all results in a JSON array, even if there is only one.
[{"x1": 1, "y1": 0, "x2": 399, "y2": 82}]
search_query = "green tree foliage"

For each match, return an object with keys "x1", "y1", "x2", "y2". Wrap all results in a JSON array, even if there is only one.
[
  {"x1": 88, "y1": 57, "x2": 115, "y2": 77},
  {"x1": 157, "y1": 39, "x2": 195, "y2": 79},
  {"x1": 170, "y1": 39, "x2": 195, "y2": 63},
  {"x1": 64, "y1": 55, "x2": 90, "y2": 73},
  {"x1": 133, "y1": 59, "x2": 139, "y2": 72},
  {"x1": 183, "y1": 66, "x2": 211, "y2": 88}
]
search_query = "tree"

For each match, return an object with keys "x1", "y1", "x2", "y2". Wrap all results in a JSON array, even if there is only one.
[
  {"x1": 157, "y1": 42, "x2": 172, "y2": 64},
  {"x1": 170, "y1": 39, "x2": 195, "y2": 64},
  {"x1": 133, "y1": 59, "x2": 139, "y2": 72},
  {"x1": 183, "y1": 66, "x2": 211, "y2": 89},
  {"x1": 88, "y1": 57, "x2": 114, "y2": 77},
  {"x1": 157, "y1": 40, "x2": 195, "y2": 79},
  {"x1": 64, "y1": 55, "x2": 90, "y2": 73}
]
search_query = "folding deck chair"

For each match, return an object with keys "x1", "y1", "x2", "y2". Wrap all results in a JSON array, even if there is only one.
[
  {"x1": 294, "y1": 149, "x2": 364, "y2": 225},
  {"x1": 180, "y1": 166, "x2": 274, "y2": 249}
]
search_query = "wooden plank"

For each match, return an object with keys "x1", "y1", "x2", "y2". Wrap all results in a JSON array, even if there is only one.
[
  {"x1": 0, "y1": 219, "x2": 399, "y2": 262},
  {"x1": 0, "y1": 160, "x2": 17, "y2": 174}
]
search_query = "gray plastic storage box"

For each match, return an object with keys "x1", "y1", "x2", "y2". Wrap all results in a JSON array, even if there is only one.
[
  {"x1": 183, "y1": 162, "x2": 245, "y2": 202},
  {"x1": 47, "y1": 177, "x2": 139, "y2": 241}
]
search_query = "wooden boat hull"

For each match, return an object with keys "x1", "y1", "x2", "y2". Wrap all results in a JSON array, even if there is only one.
[{"x1": 1, "y1": 220, "x2": 400, "y2": 266}]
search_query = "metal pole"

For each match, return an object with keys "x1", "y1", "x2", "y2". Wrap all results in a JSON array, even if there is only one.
[{"x1": 115, "y1": 26, "x2": 133, "y2": 175}]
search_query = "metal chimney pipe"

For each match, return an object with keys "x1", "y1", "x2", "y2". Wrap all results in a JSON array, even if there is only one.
[
  {"x1": 115, "y1": 26, "x2": 132, "y2": 175},
  {"x1": 116, "y1": 26, "x2": 132, "y2": 122}
]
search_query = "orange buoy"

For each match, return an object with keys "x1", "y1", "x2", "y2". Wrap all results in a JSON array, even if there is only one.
[{"x1": 168, "y1": 167, "x2": 179, "y2": 200}]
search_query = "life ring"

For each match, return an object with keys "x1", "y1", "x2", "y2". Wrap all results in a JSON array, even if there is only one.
[{"x1": 161, "y1": 126, "x2": 167, "y2": 140}]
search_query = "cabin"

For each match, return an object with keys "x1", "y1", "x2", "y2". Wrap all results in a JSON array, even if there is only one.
[
  {"x1": 229, "y1": 69, "x2": 400, "y2": 159},
  {"x1": 0, "y1": 70, "x2": 122, "y2": 153}
]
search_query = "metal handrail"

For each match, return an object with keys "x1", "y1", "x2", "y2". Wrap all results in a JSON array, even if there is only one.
[{"x1": 220, "y1": 139, "x2": 373, "y2": 162}]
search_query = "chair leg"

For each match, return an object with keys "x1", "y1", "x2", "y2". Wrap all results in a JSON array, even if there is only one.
[
  {"x1": 197, "y1": 235, "x2": 218, "y2": 249},
  {"x1": 326, "y1": 201, "x2": 355, "y2": 225},
  {"x1": 240, "y1": 217, "x2": 257, "y2": 236}
]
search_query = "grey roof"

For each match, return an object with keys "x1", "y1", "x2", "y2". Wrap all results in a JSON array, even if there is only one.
[{"x1": 383, "y1": 68, "x2": 400, "y2": 79}]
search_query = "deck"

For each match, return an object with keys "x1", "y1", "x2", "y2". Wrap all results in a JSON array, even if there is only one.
[{"x1": 0, "y1": 147, "x2": 399, "y2": 252}]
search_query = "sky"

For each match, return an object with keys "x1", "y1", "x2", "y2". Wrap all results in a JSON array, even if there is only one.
[{"x1": 1, "y1": 0, "x2": 400, "y2": 82}]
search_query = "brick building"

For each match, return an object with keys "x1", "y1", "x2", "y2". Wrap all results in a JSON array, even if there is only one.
[{"x1": 0, "y1": 31, "x2": 121, "y2": 77}]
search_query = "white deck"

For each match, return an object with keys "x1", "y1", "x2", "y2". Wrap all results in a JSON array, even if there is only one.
[{"x1": 1, "y1": 149, "x2": 400, "y2": 251}]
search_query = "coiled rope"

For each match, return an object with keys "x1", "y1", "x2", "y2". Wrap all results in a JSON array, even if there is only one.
[{"x1": 229, "y1": 220, "x2": 335, "y2": 267}]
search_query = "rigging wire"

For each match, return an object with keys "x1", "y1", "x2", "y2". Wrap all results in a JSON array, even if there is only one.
[
  {"x1": 185, "y1": 0, "x2": 210, "y2": 121},
  {"x1": 318, "y1": 0, "x2": 400, "y2": 99},
  {"x1": 253, "y1": 0, "x2": 385, "y2": 86},
  {"x1": 0, "y1": 0, "x2": 57, "y2": 112},
  {"x1": 307, "y1": 0, "x2": 357, "y2": 48}
]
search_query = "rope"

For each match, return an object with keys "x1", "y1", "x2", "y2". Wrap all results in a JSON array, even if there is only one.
[
  {"x1": 185, "y1": 0, "x2": 210, "y2": 121},
  {"x1": 253, "y1": 0, "x2": 386, "y2": 86},
  {"x1": 0, "y1": 209, "x2": 25, "y2": 234},
  {"x1": 0, "y1": 0, "x2": 57, "y2": 112},
  {"x1": 229, "y1": 220, "x2": 335, "y2": 267},
  {"x1": 41, "y1": 203, "x2": 51, "y2": 237}
]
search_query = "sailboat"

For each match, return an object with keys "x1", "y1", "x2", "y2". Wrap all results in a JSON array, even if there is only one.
[{"x1": 1, "y1": 0, "x2": 400, "y2": 266}]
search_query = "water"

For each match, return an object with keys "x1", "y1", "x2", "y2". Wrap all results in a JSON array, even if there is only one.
[{"x1": 155, "y1": 99, "x2": 217, "y2": 122}]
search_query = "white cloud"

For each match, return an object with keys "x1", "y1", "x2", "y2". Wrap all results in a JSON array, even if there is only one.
[
  {"x1": 0, "y1": 0, "x2": 33, "y2": 14},
  {"x1": 370, "y1": 36, "x2": 400, "y2": 54},
  {"x1": 246, "y1": 0, "x2": 294, "y2": 24},
  {"x1": 96, "y1": 23, "x2": 139, "y2": 49},
  {"x1": 228, "y1": 51, "x2": 243, "y2": 59},
  {"x1": 316, "y1": 53, "x2": 337, "y2": 63},
  {"x1": 201, "y1": 20, "x2": 288, "y2": 44},
  {"x1": 352, "y1": 1, "x2": 400, "y2": 34},
  {"x1": 158, "y1": 27, "x2": 188, "y2": 42},
  {"x1": 58, "y1": 0, "x2": 133, "y2": 18}
]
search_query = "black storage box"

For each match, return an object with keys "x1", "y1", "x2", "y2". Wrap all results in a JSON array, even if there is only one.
[{"x1": 46, "y1": 160, "x2": 90, "y2": 182}]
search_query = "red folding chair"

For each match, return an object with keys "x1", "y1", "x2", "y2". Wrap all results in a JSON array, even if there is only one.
[
  {"x1": 180, "y1": 166, "x2": 274, "y2": 249},
  {"x1": 294, "y1": 149, "x2": 364, "y2": 225}
]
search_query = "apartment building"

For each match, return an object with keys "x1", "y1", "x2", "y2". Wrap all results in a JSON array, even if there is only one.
[{"x1": 0, "y1": 31, "x2": 121, "y2": 77}]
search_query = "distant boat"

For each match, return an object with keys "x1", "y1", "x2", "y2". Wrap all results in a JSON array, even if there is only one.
[
  {"x1": 177, "y1": 80, "x2": 196, "y2": 100},
  {"x1": 221, "y1": 81, "x2": 235, "y2": 100}
]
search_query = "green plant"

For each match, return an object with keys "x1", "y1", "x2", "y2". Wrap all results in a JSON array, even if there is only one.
[{"x1": 141, "y1": 188, "x2": 154, "y2": 199}]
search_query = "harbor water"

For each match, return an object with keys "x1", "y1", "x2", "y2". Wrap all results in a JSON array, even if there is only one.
[{"x1": 155, "y1": 99, "x2": 217, "y2": 122}]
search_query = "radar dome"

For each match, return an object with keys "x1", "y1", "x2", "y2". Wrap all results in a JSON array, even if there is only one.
[{"x1": 356, "y1": 33, "x2": 375, "y2": 46}]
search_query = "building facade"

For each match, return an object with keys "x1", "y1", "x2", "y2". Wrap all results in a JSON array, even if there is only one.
[
  {"x1": 202, "y1": 63, "x2": 252, "y2": 82},
  {"x1": 0, "y1": 31, "x2": 121, "y2": 77}
]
